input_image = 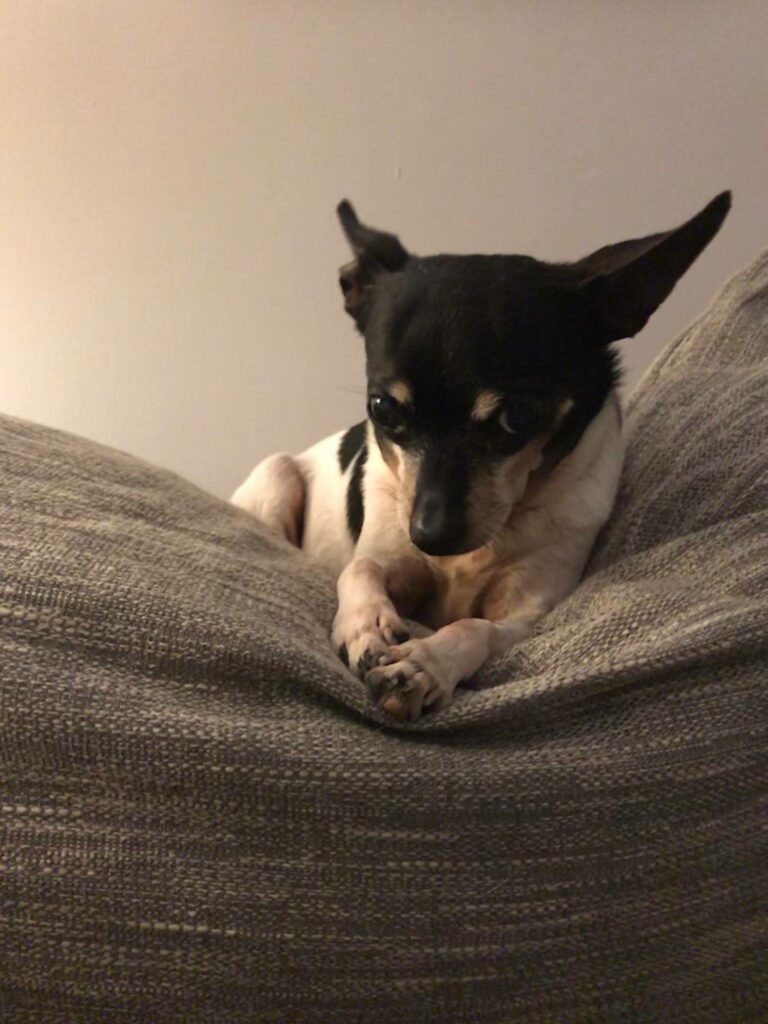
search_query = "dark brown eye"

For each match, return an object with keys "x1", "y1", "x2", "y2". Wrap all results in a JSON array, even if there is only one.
[
  {"x1": 367, "y1": 393, "x2": 406, "y2": 432},
  {"x1": 497, "y1": 395, "x2": 548, "y2": 437},
  {"x1": 498, "y1": 409, "x2": 518, "y2": 435}
]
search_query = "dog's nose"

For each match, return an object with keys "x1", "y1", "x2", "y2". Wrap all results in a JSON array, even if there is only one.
[{"x1": 409, "y1": 491, "x2": 465, "y2": 556}]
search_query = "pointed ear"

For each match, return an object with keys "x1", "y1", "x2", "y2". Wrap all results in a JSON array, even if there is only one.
[
  {"x1": 577, "y1": 191, "x2": 731, "y2": 343},
  {"x1": 337, "y1": 199, "x2": 410, "y2": 325}
]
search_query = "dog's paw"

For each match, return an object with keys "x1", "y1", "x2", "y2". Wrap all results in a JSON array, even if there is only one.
[
  {"x1": 332, "y1": 603, "x2": 409, "y2": 680},
  {"x1": 365, "y1": 639, "x2": 455, "y2": 721}
]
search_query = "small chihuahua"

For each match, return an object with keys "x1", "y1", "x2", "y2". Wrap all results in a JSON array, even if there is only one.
[{"x1": 233, "y1": 192, "x2": 730, "y2": 720}]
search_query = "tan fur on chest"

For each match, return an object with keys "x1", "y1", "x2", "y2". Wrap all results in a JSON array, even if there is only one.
[
  {"x1": 418, "y1": 535, "x2": 550, "y2": 628},
  {"x1": 418, "y1": 547, "x2": 501, "y2": 628}
]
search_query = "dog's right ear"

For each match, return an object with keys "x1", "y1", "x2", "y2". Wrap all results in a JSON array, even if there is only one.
[{"x1": 337, "y1": 200, "x2": 410, "y2": 327}]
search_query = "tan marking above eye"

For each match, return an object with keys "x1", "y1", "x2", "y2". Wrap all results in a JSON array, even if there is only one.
[
  {"x1": 387, "y1": 380, "x2": 413, "y2": 406},
  {"x1": 471, "y1": 390, "x2": 503, "y2": 422}
]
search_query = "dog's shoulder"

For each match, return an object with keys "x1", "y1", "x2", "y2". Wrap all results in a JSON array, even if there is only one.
[{"x1": 297, "y1": 422, "x2": 370, "y2": 573}]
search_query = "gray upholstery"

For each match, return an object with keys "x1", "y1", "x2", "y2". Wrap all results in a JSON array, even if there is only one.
[{"x1": 1, "y1": 250, "x2": 767, "y2": 1022}]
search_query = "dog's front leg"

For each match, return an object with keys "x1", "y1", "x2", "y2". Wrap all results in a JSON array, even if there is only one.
[
  {"x1": 367, "y1": 537, "x2": 595, "y2": 721},
  {"x1": 331, "y1": 556, "x2": 414, "y2": 677},
  {"x1": 365, "y1": 615, "x2": 536, "y2": 721}
]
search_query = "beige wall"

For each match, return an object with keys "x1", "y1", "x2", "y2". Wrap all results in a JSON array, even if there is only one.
[{"x1": 2, "y1": 2, "x2": 766, "y2": 498}]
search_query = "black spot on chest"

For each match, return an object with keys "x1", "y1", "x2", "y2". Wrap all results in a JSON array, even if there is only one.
[
  {"x1": 338, "y1": 421, "x2": 368, "y2": 541},
  {"x1": 338, "y1": 421, "x2": 366, "y2": 471},
  {"x1": 346, "y1": 440, "x2": 367, "y2": 542}
]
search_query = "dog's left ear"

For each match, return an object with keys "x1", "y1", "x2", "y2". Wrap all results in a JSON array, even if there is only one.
[
  {"x1": 577, "y1": 191, "x2": 732, "y2": 343},
  {"x1": 337, "y1": 200, "x2": 410, "y2": 327}
]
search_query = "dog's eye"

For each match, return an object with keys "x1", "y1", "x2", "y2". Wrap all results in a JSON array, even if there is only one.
[
  {"x1": 368, "y1": 393, "x2": 405, "y2": 432},
  {"x1": 498, "y1": 409, "x2": 518, "y2": 435},
  {"x1": 497, "y1": 396, "x2": 546, "y2": 437}
]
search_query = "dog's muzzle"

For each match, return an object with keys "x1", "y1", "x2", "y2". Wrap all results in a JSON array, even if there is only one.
[{"x1": 409, "y1": 488, "x2": 467, "y2": 556}]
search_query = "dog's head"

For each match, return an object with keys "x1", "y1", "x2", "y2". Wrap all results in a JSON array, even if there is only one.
[{"x1": 337, "y1": 193, "x2": 731, "y2": 556}]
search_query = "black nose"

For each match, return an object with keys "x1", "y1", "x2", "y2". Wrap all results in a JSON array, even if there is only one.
[{"x1": 409, "y1": 490, "x2": 465, "y2": 556}]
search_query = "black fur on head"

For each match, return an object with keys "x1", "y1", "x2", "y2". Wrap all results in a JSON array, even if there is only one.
[{"x1": 337, "y1": 193, "x2": 731, "y2": 556}]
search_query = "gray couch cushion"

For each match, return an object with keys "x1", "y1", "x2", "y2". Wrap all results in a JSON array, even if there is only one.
[{"x1": 1, "y1": 250, "x2": 767, "y2": 1022}]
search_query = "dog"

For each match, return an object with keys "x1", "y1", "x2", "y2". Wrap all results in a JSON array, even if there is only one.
[{"x1": 232, "y1": 192, "x2": 731, "y2": 720}]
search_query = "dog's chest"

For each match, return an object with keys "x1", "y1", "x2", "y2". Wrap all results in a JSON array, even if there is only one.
[{"x1": 419, "y1": 549, "x2": 503, "y2": 629}]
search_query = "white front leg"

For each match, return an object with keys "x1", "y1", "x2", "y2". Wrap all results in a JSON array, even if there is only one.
[
  {"x1": 366, "y1": 613, "x2": 538, "y2": 721},
  {"x1": 331, "y1": 557, "x2": 411, "y2": 676},
  {"x1": 367, "y1": 533, "x2": 597, "y2": 721}
]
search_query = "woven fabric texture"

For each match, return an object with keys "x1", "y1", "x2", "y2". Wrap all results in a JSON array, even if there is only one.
[{"x1": 2, "y1": 251, "x2": 767, "y2": 1022}]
